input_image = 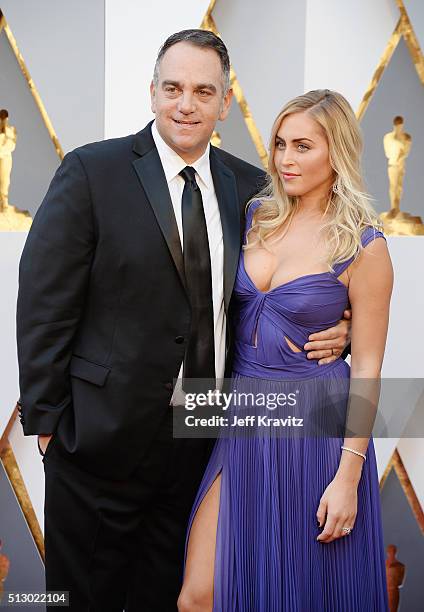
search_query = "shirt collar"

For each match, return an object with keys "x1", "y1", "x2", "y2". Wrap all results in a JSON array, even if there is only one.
[{"x1": 151, "y1": 120, "x2": 212, "y2": 190}]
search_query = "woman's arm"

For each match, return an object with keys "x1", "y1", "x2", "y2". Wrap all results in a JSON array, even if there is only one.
[
  {"x1": 317, "y1": 236, "x2": 393, "y2": 543},
  {"x1": 336, "y1": 236, "x2": 393, "y2": 483}
]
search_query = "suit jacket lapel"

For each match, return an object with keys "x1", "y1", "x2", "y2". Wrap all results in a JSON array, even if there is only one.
[
  {"x1": 132, "y1": 122, "x2": 186, "y2": 292},
  {"x1": 210, "y1": 147, "x2": 241, "y2": 312},
  {"x1": 132, "y1": 125, "x2": 241, "y2": 309}
]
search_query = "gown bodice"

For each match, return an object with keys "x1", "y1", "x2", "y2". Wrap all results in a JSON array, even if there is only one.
[{"x1": 232, "y1": 200, "x2": 386, "y2": 379}]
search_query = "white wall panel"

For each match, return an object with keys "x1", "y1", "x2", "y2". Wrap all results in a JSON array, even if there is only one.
[
  {"x1": 383, "y1": 237, "x2": 424, "y2": 378},
  {"x1": 304, "y1": 0, "x2": 398, "y2": 112},
  {"x1": 374, "y1": 438, "x2": 400, "y2": 479},
  {"x1": 0, "y1": 234, "x2": 26, "y2": 435},
  {"x1": 213, "y1": 0, "x2": 307, "y2": 148},
  {"x1": 1, "y1": 0, "x2": 105, "y2": 153},
  {"x1": 105, "y1": 0, "x2": 211, "y2": 138}
]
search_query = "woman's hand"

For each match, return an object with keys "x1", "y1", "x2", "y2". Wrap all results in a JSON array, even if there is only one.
[{"x1": 316, "y1": 476, "x2": 358, "y2": 543}]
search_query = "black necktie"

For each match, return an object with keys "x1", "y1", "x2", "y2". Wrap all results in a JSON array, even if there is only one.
[{"x1": 179, "y1": 166, "x2": 216, "y2": 393}]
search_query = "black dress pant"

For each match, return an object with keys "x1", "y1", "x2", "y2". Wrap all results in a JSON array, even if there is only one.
[{"x1": 43, "y1": 409, "x2": 212, "y2": 611}]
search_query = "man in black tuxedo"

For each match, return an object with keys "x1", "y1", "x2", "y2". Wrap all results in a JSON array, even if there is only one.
[{"x1": 16, "y1": 30, "x2": 350, "y2": 611}]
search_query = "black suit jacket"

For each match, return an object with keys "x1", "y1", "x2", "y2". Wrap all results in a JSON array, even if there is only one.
[{"x1": 16, "y1": 121, "x2": 266, "y2": 478}]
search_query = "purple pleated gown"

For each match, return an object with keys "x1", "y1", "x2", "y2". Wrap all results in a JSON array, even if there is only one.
[{"x1": 184, "y1": 200, "x2": 389, "y2": 611}]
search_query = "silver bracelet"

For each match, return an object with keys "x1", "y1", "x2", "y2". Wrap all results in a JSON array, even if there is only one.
[{"x1": 341, "y1": 445, "x2": 366, "y2": 461}]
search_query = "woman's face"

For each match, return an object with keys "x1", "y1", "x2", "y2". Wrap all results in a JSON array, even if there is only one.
[{"x1": 273, "y1": 112, "x2": 334, "y2": 201}]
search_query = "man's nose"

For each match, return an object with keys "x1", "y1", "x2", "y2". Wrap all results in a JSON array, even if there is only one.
[{"x1": 177, "y1": 91, "x2": 195, "y2": 114}]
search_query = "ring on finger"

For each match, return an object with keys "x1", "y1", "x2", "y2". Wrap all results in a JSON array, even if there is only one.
[{"x1": 341, "y1": 526, "x2": 352, "y2": 535}]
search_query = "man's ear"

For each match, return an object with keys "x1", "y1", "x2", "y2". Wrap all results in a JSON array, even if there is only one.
[
  {"x1": 150, "y1": 80, "x2": 156, "y2": 114},
  {"x1": 218, "y1": 88, "x2": 233, "y2": 122}
]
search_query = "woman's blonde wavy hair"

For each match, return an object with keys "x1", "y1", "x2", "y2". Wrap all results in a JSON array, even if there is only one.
[{"x1": 244, "y1": 89, "x2": 383, "y2": 270}]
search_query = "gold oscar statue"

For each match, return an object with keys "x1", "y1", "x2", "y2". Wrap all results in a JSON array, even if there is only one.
[
  {"x1": 0, "y1": 109, "x2": 32, "y2": 231},
  {"x1": 385, "y1": 544, "x2": 406, "y2": 612},
  {"x1": 0, "y1": 539, "x2": 10, "y2": 603},
  {"x1": 384, "y1": 116, "x2": 411, "y2": 217},
  {"x1": 380, "y1": 115, "x2": 424, "y2": 235},
  {"x1": 210, "y1": 130, "x2": 221, "y2": 148}
]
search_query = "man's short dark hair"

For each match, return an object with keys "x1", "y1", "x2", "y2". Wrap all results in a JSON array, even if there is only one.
[
  {"x1": 0, "y1": 109, "x2": 9, "y2": 120},
  {"x1": 393, "y1": 115, "x2": 404, "y2": 125},
  {"x1": 153, "y1": 29, "x2": 230, "y2": 95}
]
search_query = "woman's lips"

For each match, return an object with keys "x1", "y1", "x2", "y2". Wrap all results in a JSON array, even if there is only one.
[{"x1": 282, "y1": 173, "x2": 300, "y2": 181}]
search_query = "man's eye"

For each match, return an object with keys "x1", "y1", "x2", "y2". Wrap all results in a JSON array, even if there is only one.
[
  {"x1": 165, "y1": 87, "x2": 177, "y2": 94},
  {"x1": 198, "y1": 90, "x2": 210, "y2": 96}
]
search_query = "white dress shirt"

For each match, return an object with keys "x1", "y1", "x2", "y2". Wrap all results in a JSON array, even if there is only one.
[{"x1": 151, "y1": 121, "x2": 226, "y2": 403}]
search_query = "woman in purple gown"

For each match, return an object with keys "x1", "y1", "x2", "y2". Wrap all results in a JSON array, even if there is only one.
[{"x1": 178, "y1": 90, "x2": 393, "y2": 611}]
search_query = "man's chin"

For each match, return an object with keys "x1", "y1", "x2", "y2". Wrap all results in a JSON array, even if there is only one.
[{"x1": 170, "y1": 135, "x2": 209, "y2": 157}]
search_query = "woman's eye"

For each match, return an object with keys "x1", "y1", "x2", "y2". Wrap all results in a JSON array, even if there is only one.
[{"x1": 275, "y1": 141, "x2": 309, "y2": 151}]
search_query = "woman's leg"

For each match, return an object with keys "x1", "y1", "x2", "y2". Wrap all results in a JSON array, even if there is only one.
[{"x1": 177, "y1": 473, "x2": 222, "y2": 612}]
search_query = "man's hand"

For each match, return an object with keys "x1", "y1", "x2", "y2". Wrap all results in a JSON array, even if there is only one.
[
  {"x1": 38, "y1": 434, "x2": 53, "y2": 455},
  {"x1": 304, "y1": 309, "x2": 351, "y2": 365}
]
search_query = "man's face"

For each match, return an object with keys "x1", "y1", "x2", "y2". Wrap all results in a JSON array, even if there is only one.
[{"x1": 150, "y1": 42, "x2": 233, "y2": 163}]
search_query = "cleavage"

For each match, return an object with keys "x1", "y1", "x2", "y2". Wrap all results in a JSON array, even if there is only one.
[{"x1": 244, "y1": 245, "x2": 328, "y2": 293}]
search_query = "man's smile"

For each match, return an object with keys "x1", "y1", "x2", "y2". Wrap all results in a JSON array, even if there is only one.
[{"x1": 172, "y1": 119, "x2": 201, "y2": 127}]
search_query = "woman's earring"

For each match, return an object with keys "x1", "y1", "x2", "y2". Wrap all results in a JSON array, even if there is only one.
[{"x1": 332, "y1": 182, "x2": 339, "y2": 194}]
